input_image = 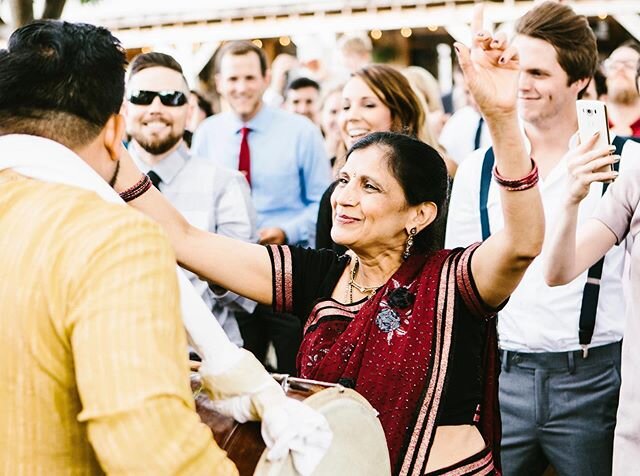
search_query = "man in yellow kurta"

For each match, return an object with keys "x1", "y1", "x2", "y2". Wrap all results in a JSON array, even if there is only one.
[{"x1": 0, "y1": 21, "x2": 238, "y2": 475}]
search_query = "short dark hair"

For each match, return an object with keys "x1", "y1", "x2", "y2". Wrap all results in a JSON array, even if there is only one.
[
  {"x1": 516, "y1": 1, "x2": 597, "y2": 87},
  {"x1": 127, "y1": 52, "x2": 189, "y2": 93},
  {"x1": 285, "y1": 77, "x2": 320, "y2": 96},
  {"x1": 191, "y1": 90, "x2": 213, "y2": 118},
  {"x1": 0, "y1": 20, "x2": 127, "y2": 148},
  {"x1": 129, "y1": 51, "x2": 184, "y2": 77},
  {"x1": 215, "y1": 40, "x2": 268, "y2": 76},
  {"x1": 347, "y1": 132, "x2": 448, "y2": 253}
]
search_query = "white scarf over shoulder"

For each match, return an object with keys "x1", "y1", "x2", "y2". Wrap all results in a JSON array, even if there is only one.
[{"x1": 0, "y1": 134, "x2": 242, "y2": 372}]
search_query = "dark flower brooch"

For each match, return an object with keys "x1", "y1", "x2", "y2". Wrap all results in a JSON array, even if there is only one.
[
  {"x1": 375, "y1": 280, "x2": 416, "y2": 343},
  {"x1": 387, "y1": 287, "x2": 415, "y2": 309}
]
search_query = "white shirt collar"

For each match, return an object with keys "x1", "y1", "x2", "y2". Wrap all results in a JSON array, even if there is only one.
[{"x1": 0, "y1": 134, "x2": 121, "y2": 204}]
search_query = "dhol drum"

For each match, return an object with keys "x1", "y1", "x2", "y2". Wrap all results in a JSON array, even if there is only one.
[{"x1": 190, "y1": 372, "x2": 390, "y2": 476}]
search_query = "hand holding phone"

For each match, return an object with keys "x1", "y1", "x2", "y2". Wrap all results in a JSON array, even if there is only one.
[{"x1": 576, "y1": 100, "x2": 614, "y2": 181}]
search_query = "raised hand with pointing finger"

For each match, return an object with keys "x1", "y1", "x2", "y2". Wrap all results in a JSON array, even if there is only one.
[
  {"x1": 447, "y1": 3, "x2": 545, "y2": 323},
  {"x1": 454, "y1": 5, "x2": 520, "y2": 120}
]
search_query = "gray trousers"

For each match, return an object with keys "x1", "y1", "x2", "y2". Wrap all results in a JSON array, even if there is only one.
[{"x1": 499, "y1": 341, "x2": 621, "y2": 476}]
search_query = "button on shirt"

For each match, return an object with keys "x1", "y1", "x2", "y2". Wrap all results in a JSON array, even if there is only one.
[
  {"x1": 192, "y1": 105, "x2": 331, "y2": 247},
  {"x1": 130, "y1": 143, "x2": 257, "y2": 345},
  {"x1": 445, "y1": 134, "x2": 637, "y2": 352}
]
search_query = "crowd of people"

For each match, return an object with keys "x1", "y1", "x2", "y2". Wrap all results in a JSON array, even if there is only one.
[{"x1": 1, "y1": 0, "x2": 640, "y2": 475}]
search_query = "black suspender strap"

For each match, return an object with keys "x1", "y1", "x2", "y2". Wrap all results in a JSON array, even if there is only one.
[
  {"x1": 578, "y1": 136, "x2": 628, "y2": 357},
  {"x1": 479, "y1": 147, "x2": 495, "y2": 240},
  {"x1": 479, "y1": 138, "x2": 630, "y2": 357},
  {"x1": 474, "y1": 116, "x2": 485, "y2": 151}
]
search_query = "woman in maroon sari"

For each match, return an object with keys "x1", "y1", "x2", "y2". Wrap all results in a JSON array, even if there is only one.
[{"x1": 115, "y1": 20, "x2": 544, "y2": 475}]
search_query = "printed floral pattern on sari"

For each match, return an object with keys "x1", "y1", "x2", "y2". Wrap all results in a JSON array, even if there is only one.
[{"x1": 376, "y1": 278, "x2": 416, "y2": 344}]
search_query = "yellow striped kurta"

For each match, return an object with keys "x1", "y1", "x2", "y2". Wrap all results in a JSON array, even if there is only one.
[{"x1": 0, "y1": 170, "x2": 237, "y2": 475}]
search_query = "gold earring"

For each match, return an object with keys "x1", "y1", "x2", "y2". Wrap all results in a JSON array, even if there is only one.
[{"x1": 403, "y1": 227, "x2": 417, "y2": 260}]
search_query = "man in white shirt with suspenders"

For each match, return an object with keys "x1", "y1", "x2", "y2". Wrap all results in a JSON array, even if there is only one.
[{"x1": 446, "y1": 3, "x2": 639, "y2": 474}]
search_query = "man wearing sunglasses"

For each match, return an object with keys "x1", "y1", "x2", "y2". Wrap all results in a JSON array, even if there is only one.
[
  {"x1": 603, "y1": 41, "x2": 640, "y2": 138},
  {"x1": 124, "y1": 52, "x2": 258, "y2": 346}
]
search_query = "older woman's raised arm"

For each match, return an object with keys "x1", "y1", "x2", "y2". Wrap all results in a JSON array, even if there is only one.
[
  {"x1": 455, "y1": 6, "x2": 544, "y2": 308},
  {"x1": 115, "y1": 148, "x2": 274, "y2": 306}
]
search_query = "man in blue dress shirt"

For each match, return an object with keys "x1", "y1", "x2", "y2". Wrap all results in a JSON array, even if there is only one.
[
  {"x1": 192, "y1": 41, "x2": 331, "y2": 373},
  {"x1": 193, "y1": 41, "x2": 330, "y2": 249}
]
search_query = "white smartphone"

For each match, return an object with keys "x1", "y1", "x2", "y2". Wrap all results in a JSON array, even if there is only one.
[{"x1": 576, "y1": 99, "x2": 613, "y2": 179}]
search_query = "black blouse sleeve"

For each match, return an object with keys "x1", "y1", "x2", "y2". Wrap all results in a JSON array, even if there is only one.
[
  {"x1": 266, "y1": 245, "x2": 347, "y2": 321},
  {"x1": 453, "y1": 243, "x2": 508, "y2": 320}
]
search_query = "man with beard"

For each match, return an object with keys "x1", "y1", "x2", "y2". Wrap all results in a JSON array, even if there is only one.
[
  {"x1": 124, "y1": 52, "x2": 258, "y2": 345},
  {"x1": 604, "y1": 42, "x2": 640, "y2": 138}
]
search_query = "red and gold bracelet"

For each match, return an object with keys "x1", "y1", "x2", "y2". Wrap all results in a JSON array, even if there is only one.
[
  {"x1": 119, "y1": 174, "x2": 152, "y2": 202},
  {"x1": 492, "y1": 159, "x2": 539, "y2": 191}
]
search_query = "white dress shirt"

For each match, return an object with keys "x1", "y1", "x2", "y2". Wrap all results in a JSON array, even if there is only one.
[
  {"x1": 445, "y1": 134, "x2": 639, "y2": 352},
  {"x1": 131, "y1": 142, "x2": 257, "y2": 345}
]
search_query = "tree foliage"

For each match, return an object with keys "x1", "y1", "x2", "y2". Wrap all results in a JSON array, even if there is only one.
[{"x1": 2, "y1": 0, "x2": 99, "y2": 30}]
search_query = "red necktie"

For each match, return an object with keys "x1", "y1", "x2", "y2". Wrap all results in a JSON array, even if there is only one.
[{"x1": 239, "y1": 126, "x2": 251, "y2": 186}]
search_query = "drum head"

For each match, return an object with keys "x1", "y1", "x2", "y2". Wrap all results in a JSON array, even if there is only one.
[{"x1": 254, "y1": 387, "x2": 390, "y2": 476}]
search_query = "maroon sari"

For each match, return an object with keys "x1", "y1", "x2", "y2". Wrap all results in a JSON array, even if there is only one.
[{"x1": 269, "y1": 244, "x2": 501, "y2": 475}]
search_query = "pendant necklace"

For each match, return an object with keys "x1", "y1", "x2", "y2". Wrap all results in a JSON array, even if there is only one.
[{"x1": 347, "y1": 256, "x2": 384, "y2": 303}]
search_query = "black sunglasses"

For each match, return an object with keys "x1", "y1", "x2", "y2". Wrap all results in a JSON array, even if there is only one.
[{"x1": 127, "y1": 90, "x2": 188, "y2": 107}]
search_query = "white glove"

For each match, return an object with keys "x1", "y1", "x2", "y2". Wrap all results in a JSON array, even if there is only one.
[
  {"x1": 199, "y1": 357, "x2": 332, "y2": 476},
  {"x1": 198, "y1": 353, "x2": 276, "y2": 421},
  {"x1": 261, "y1": 396, "x2": 333, "y2": 476},
  {"x1": 204, "y1": 392, "x2": 256, "y2": 423}
]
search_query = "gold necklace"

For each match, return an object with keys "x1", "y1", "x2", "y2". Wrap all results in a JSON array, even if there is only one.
[{"x1": 347, "y1": 256, "x2": 384, "y2": 303}]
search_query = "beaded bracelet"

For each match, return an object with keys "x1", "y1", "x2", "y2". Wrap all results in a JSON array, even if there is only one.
[
  {"x1": 119, "y1": 174, "x2": 152, "y2": 202},
  {"x1": 492, "y1": 159, "x2": 539, "y2": 191}
]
